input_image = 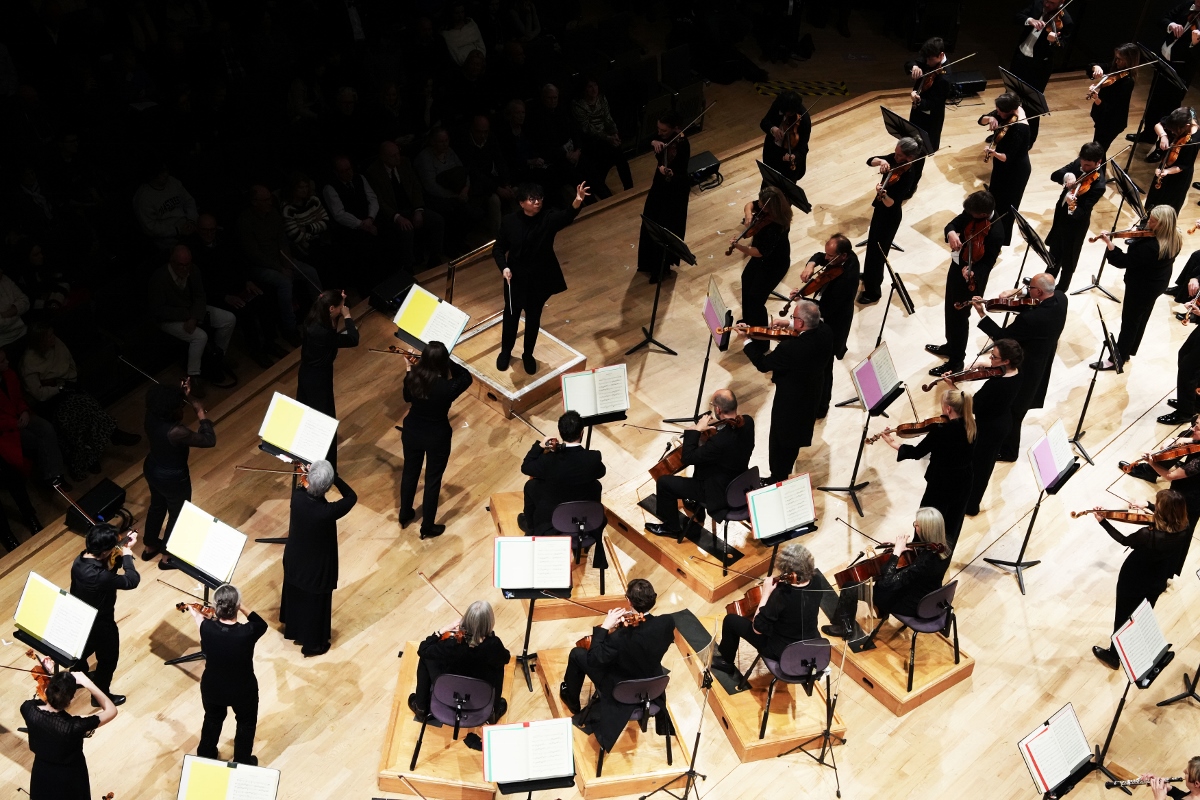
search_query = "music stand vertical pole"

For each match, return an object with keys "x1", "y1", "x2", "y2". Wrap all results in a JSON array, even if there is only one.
[
  {"x1": 255, "y1": 469, "x2": 298, "y2": 544},
  {"x1": 626, "y1": 246, "x2": 677, "y2": 356},
  {"x1": 1071, "y1": 186, "x2": 1127, "y2": 303},
  {"x1": 1095, "y1": 681, "x2": 1134, "y2": 793},
  {"x1": 516, "y1": 598, "x2": 537, "y2": 692},
  {"x1": 692, "y1": 335, "x2": 714, "y2": 421},
  {"x1": 817, "y1": 415, "x2": 872, "y2": 517},
  {"x1": 983, "y1": 490, "x2": 1044, "y2": 594}
]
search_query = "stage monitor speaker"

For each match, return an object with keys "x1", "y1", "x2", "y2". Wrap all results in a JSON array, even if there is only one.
[
  {"x1": 951, "y1": 70, "x2": 987, "y2": 96},
  {"x1": 369, "y1": 272, "x2": 416, "y2": 316},
  {"x1": 66, "y1": 478, "x2": 128, "y2": 533},
  {"x1": 688, "y1": 151, "x2": 722, "y2": 190}
]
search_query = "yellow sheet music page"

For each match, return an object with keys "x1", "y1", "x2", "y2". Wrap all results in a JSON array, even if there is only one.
[
  {"x1": 167, "y1": 502, "x2": 211, "y2": 568},
  {"x1": 261, "y1": 394, "x2": 303, "y2": 450},
  {"x1": 185, "y1": 760, "x2": 231, "y2": 800},
  {"x1": 14, "y1": 573, "x2": 57, "y2": 637},
  {"x1": 396, "y1": 286, "x2": 438, "y2": 336}
]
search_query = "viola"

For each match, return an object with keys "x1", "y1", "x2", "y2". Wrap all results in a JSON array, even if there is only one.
[
  {"x1": 832, "y1": 541, "x2": 946, "y2": 589},
  {"x1": 953, "y1": 295, "x2": 1040, "y2": 313},
  {"x1": 649, "y1": 415, "x2": 746, "y2": 481},
  {"x1": 717, "y1": 325, "x2": 800, "y2": 341},
  {"x1": 576, "y1": 610, "x2": 645, "y2": 650},
  {"x1": 176, "y1": 601, "x2": 216, "y2": 619},
  {"x1": 781, "y1": 112, "x2": 802, "y2": 172},
  {"x1": 1121, "y1": 441, "x2": 1200, "y2": 473},
  {"x1": 726, "y1": 205, "x2": 773, "y2": 256},
  {"x1": 369, "y1": 345, "x2": 420, "y2": 364},
  {"x1": 25, "y1": 649, "x2": 51, "y2": 702},
  {"x1": 724, "y1": 572, "x2": 799, "y2": 618},
  {"x1": 921, "y1": 365, "x2": 1005, "y2": 392},
  {"x1": 865, "y1": 415, "x2": 949, "y2": 444},
  {"x1": 1087, "y1": 228, "x2": 1154, "y2": 244},
  {"x1": 439, "y1": 628, "x2": 467, "y2": 643},
  {"x1": 1070, "y1": 509, "x2": 1154, "y2": 524}
]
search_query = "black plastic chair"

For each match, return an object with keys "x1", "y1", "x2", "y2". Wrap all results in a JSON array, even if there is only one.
[
  {"x1": 410, "y1": 674, "x2": 495, "y2": 770},
  {"x1": 741, "y1": 638, "x2": 831, "y2": 739},
  {"x1": 872, "y1": 581, "x2": 959, "y2": 692},
  {"x1": 551, "y1": 500, "x2": 609, "y2": 594},
  {"x1": 701, "y1": 467, "x2": 760, "y2": 575},
  {"x1": 595, "y1": 675, "x2": 672, "y2": 776}
]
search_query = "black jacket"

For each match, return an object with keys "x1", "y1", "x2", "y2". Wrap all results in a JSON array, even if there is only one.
[
  {"x1": 582, "y1": 613, "x2": 676, "y2": 751},
  {"x1": 521, "y1": 442, "x2": 605, "y2": 534},
  {"x1": 759, "y1": 96, "x2": 811, "y2": 177},
  {"x1": 978, "y1": 290, "x2": 1068, "y2": 410},
  {"x1": 200, "y1": 612, "x2": 269, "y2": 700},
  {"x1": 1050, "y1": 159, "x2": 1106, "y2": 223},
  {"x1": 283, "y1": 477, "x2": 358, "y2": 593},
  {"x1": 807, "y1": 253, "x2": 859, "y2": 359},
  {"x1": 1014, "y1": 1, "x2": 1074, "y2": 62},
  {"x1": 402, "y1": 361, "x2": 473, "y2": 435},
  {"x1": 679, "y1": 417, "x2": 756, "y2": 512},
  {"x1": 493, "y1": 204, "x2": 581, "y2": 302},
  {"x1": 417, "y1": 631, "x2": 511, "y2": 697},
  {"x1": 746, "y1": 324, "x2": 835, "y2": 448},
  {"x1": 1087, "y1": 62, "x2": 1134, "y2": 131},
  {"x1": 944, "y1": 211, "x2": 1005, "y2": 299},
  {"x1": 897, "y1": 417, "x2": 974, "y2": 490},
  {"x1": 70, "y1": 553, "x2": 140, "y2": 623},
  {"x1": 869, "y1": 153, "x2": 918, "y2": 213},
  {"x1": 873, "y1": 548, "x2": 950, "y2": 617},
  {"x1": 296, "y1": 320, "x2": 360, "y2": 419},
  {"x1": 751, "y1": 581, "x2": 822, "y2": 659},
  {"x1": 1106, "y1": 236, "x2": 1177, "y2": 289},
  {"x1": 1160, "y1": 2, "x2": 1200, "y2": 76}
]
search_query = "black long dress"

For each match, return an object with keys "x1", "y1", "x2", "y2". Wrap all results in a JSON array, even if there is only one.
[
  {"x1": 896, "y1": 418, "x2": 974, "y2": 547},
  {"x1": 1100, "y1": 520, "x2": 1188, "y2": 634},
  {"x1": 739, "y1": 216, "x2": 790, "y2": 327},
  {"x1": 20, "y1": 699, "x2": 100, "y2": 800},
  {"x1": 1145, "y1": 128, "x2": 1200, "y2": 213},
  {"x1": 400, "y1": 361, "x2": 473, "y2": 533},
  {"x1": 861, "y1": 154, "x2": 918, "y2": 298},
  {"x1": 809, "y1": 251, "x2": 860, "y2": 414},
  {"x1": 1107, "y1": 237, "x2": 1175, "y2": 364},
  {"x1": 966, "y1": 373, "x2": 1022, "y2": 514},
  {"x1": 980, "y1": 113, "x2": 1031, "y2": 246},
  {"x1": 296, "y1": 318, "x2": 360, "y2": 467},
  {"x1": 636, "y1": 136, "x2": 691, "y2": 275}
]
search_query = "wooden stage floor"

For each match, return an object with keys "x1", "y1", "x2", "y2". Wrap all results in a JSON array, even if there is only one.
[{"x1": 4, "y1": 75, "x2": 1200, "y2": 799}]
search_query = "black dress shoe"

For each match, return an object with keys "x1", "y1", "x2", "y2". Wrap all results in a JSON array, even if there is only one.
[
  {"x1": 419, "y1": 524, "x2": 446, "y2": 539},
  {"x1": 398, "y1": 508, "x2": 415, "y2": 528},
  {"x1": 1193, "y1": 181, "x2": 1200, "y2": 191},
  {"x1": 709, "y1": 655, "x2": 736, "y2": 674},
  {"x1": 92, "y1": 693, "x2": 126, "y2": 707},
  {"x1": 1158, "y1": 410, "x2": 1193, "y2": 425},
  {"x1": 925, "y1": 343, "x2": 950, "y2": 357},
  {"x1": 517, "y1": 513, "x2": 530, "y2": 533},
  {"x1": 1168, "y1": 398, "x2": 1179, "y2": 408},
  {"x1": 820, "y1": 624, "x2": 851, "y2": 640},
  {"x1": 559, "y1": 682, "x2": 581, "y2": 714},
  {"x1": 141, "y1": 544, "x2": 161, "y2": 561},
  {"x1": 522, "y1": 354, "x2": 537, "y2": 375},
  {"x1": 301, "y1": 643, "x2": 331, "y2": 657},
  {"x1": 488, "y1": 697, "x2": 508, "y2": 724},
  {"x1": 496, "y1": 352, "x2": 511, "y2": 370},
  {"x1": 856, "y1": 292, "x2": 880, "y2": 304},
  {"x1": 963, "y1": 505, "x2": 980, "y2": 517},
  {"x1": 928, "y1": 362, "x2": 962, "y2": 377},
  {"x1": 407, "y1": 693, "x2": 429, "y2": 721},
  {"x1": 1089, "y1": 360, "x2": 1117, "y2": 371},
  {"x1": 645, "y1": 522, "x2": 680, "y2": 537},
  {"x1": 1146, "y1": 149, "x2": 1164, "y2": 163},
  {"x1": 23, "y1": 515, "x2": 43, "y2": 535},
  {"x1": 158, "y1": 557, "x2": 178, "y2": 570},
  {"x1": 1092, "y1": 645, "x2": 1120, "y2": 670}
]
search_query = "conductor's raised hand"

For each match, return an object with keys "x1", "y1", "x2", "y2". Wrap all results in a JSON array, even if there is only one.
[{"x1": 575, "y1": 182, "x2": 591, "y2": 204}]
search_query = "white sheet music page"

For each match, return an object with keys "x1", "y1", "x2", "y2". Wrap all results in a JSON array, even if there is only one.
[
  {"x1": 227, "y1": 764, "x2": 280, "y2": 800},
  {"x1": 1018, "y1": 703, "x2": 1090, "y2": 794},
  {"x1": 780, "y1": 474, "x2": 815, "y2": 529},
  {"x1": 1113, "y1": 599, "x2": 1168, "y2": 683},
  {"x1": 494, "y1": 539, "x2": 534, "y2": 589},
  {"x1": 870, "y1": 343, "x2": 900, "y2": 396},
  {"x1": 290, "y1": 407, "x2": 339, "y2": 463},
  {"x1": 593, "y1": 365, "x2": 630, "y2": 414},
  {"x1": 747, "y1": 484, "x2": 787, "y2": 539},
  {"x1": 1046, "y1": 420, "x2": 1075, "y2": 476},
  {"x1": 525, "y1": 718, "x2": 574, "y2": 779},
  {"x1": 195, "y1": 518, "x2": 247, "y2": 584},
  {"x1": 483, "y1": 723, "x2": 528, "y2": 783},
  {"x1": 561, "y1": 372, "x2": 599, "y2": 417},
  {"x1": 45, "y1": 593, "x2": 96, "y2": 659},
  {"x1": 531, "y1": 537, "x2": 572, "y2": 588},
  {"x1": 421, "y1": 302, "x2": 470, "y2": 352}
]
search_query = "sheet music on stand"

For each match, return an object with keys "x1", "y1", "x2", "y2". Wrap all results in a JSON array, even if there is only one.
[
  {"x1": 14, "y1": 571, "x2": 97, "y2": 661},
  {"x1": 1113, "y1": 599, "x2": 1170, "y2": 686},
  {"x1": 562, "y1": 364, "x2": 629, "y2": 417},
  {"x1": 483, "y1": 717, "x2": 575, "y2": 784},
  {"x1": 257, "y1": 393, "x2": 339, "y2": 465},
  {"x1": 850, "y1": 342, "x2": 902, "y2": 415},
  {"x1": 177, "y1": 754, "x2": 280, "y2": 800},
  {"x1": 1028, "y1": 420, "x2": 1078, "y2": 495},
  {"x1": 493, "y1": 537, "x2": 573, "y2": 589},
  {"x1": 166, "y1": 501, "x2": 248, "y2": 584},
  {"x1": 703, "y1": 277, "x2": 733, "y2": 351},
  {"x1": 1018, "y1": 703, "x2": 1093, "y2": 796},
  {"x1": 393, "y1": 283, "x2": 470, "y2": 353},
  {"x1": 747, "y1": 473, "x2": 816, "y2": 539}
]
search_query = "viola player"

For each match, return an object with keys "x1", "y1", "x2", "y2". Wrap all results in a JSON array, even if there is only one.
[
  {"x1": 20, "y1": 665, "x2": 118, "y2": 800},
  {"x1": 409, "y1": 600, "x2": 510, "y2": 722}
]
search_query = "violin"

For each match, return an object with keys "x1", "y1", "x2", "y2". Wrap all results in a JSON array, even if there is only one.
[
  {"x1": 1189, "y1": 221, "x2": 1199, "y2": 235},
  {"x1": 1066, "y1": 171, "x2": 1099, "y2": 215},
  {"x1": 953, "y1": 295, "x2": 1040, "y2": 312},
  {"x1": 791, "y1": 254, "x2": 848, "y2": 305},
  {"x1": 575, "y1": 610, "x2": 645, "y2": 650},
  {"x1": 25, "y1": 649, "x2": 51, "y2": 702},
  {"x1": 1087, "y1": 228, "x2": 1154, "y2": 244},
  {"x1": 176, "y1": 601, "x2": 216, "y2": 619},
  {"x1": 1045, "y1": 4, "x2": 1067, "y2": 46},
  {"x1": 984, "y1": 124, "x2": 1008, "y2": 164},
  {"x1": 369, "y1": 345, "x2": 420, "y2": 364},
  {"x1": 1121, "y1": 441, "x2": 1200, "y2": 473},
  {"x1": 1070, "y1": 509, "x2": 1154, "y2": 524},
  {"x1": 235, "y1": 462, "x2": 310, "y2": 489},
  {"x1": 780, "y1": 112, "x2": 803, "y2": 172},
  {"x1": 1157, "y1": 130, "x2": 1194, "y2": 188},
  {"x1": 878, "y1": 159, "x2": 912, "y2": 195},
  {"x1": 865, "y1": 415, "x2": 949, "y2": 444},
  {"x1": 648, "y1": 414, "x2": 746, "y2": 481},
  {"x1": 921, "y1": 365, "x2": 1005, "y2": 392},
  {"x1": 958, "y1": 215, "x2": 997, "y2": 292},
  {"x1": 439, "y1": 628, "x2": 467, "y2": 643},
  {"x1": 833, "y1": 541, "x2": 946, "y2": 589},
  {"x1": 542, "y1": 437, "x2": 563, "y2": 453},
  {"x1": 726, "y1": 204, "x2": 773, "y2": 256},
  {"x1": 717, "y1": 325, "x2": 800, "y2": 341},
  {"x1": 724, "y1": 572, "x2": 799, "y2": 618}
]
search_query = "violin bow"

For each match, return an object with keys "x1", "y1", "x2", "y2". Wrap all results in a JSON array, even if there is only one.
[
  {"x1": 779, "y1": 97, "x2": 822, "y2": 136},
  {"x1": 621, "y1": 423, "x2": 680, "y2": 434},
  {"x1": 278, "y1": 249, "x2": 324, "y2": 293},
  {"x1": 878, "y1": 146, "x2": 949, "y2": 185},
  {"x1": 538, "y1": 590, "x2": 615, "y2": 616},
  {"x1": 418, "y1": 571, "x2": 464, "y2": 618},
  {"x1": 1091, "y1": 62, "x2": 1154, "y2": 87},
  {"x1": 920, "y1": 52, "x2": 976, "y2": 82},
  {"x1": 117, "y1": 355, "x2": 162, "y2": 385},
  {"x1": 156, "y1": 578, "x2": 208, "y2": 603},
  {"x1": 1072, "y1": 144, "x2": 1132, "y2": 186},
  {"x1": 992, "y1": 111, "x2": 1052, "y2": 131},
  {"x1": 836, "y1": 516, "x2": 887, "y2": 548},
  {"x1": 662, "y1": 101, "x2": 716, "y2": 150}
]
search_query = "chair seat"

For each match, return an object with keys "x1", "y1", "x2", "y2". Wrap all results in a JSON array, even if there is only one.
[
  {"x1": 761, "y1": 657, "x2": 830, "y2": 684},
  {"x1": 894, "y1": 611, "x2": 949, "y2": 634}
]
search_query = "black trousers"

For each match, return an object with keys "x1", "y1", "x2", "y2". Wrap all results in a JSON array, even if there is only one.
[
  {"x1": 1048, "y1": 221, "x2": 1089, "y2": 292},
  {"x1": 400, "y1": 428, "x2": 452, "y2": 529},
  {"x1": 654, "y1": 475, "x2": 705, "y2": 531},
  {"x1": 943, "y1": 263, "x2": 985, "y2": 368},
  {"x1": 861, "y1": 207, "x2": 903, "y2": 297},
  {"x1": 768, "y1": 402, "x2": 805, "y2": 483},
  {"x1": 966, "y1": 422, "x2": 1011, "y2": 512},
  {"x1": 79, "y1": 616, "x2": 119, "y2": 694},
  {"x1": 1093, "y1": 121, "x2": 1126, "y2": 155},
  {"x1": 501, "y1": 289, "x2": 548, "y2": 357},
  {"x1": 144, "y1": 467, "x2": 191, "y2": 549},
  {"x1": 198, "y1": 688, "x2": 259, "y2": 764},
  {"x1": 1116, "y1": 282, "x2": 1167, "y2": 363},
  {"x1": 563, "y1": 645, "x2": 597, "y2": 706},
  {"x1": 1176, "y1": 325, "x2": 1200, "y2": 414},
  {"x1": 1139, "y1": 78, "x2": 1189, "y2": 141},
  {"x1": 718, "y1": 613, "x2": 778, "y2": 663},
  {"x1": 740, "y1": 257, "x2": 790, "y2": 327}
]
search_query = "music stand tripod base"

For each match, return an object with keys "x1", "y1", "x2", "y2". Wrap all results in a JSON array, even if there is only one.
[{"x1": 1070, "y1": 277, "x2": 1119, "y2": 303}]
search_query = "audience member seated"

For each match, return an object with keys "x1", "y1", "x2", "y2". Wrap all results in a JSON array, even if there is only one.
[
  {"x1": 437, "y1": 50, "x2": 496, "y2": 131},
  {"x1": 365, "y1": 141, "x2": 446, "y2": 271},
  {"x1": 322, "y1": 86, "x2": 372, "y2": 166},
  {"x1": 133, "y1": 162, "x2": 199, "y2": 251},
  {"x1": 237, "y1": 186, "x2": 321, "y2": 346},
  {"x1": 0, "y1": 262, "x2": 30, "y2": 349},
  {"x1": 20, "y1": 317, "x2": 141, "y2": 478},
  {"x1": 0, "y1": 346, "x2": 68, "y2": 488},
  {"x1": 408, "y1": 600, "x2": 510, "y2": 722},
  {"x1": 370, "y1": 81, "x2": 419, "y2": 153},
  {"x1": 519, "y1": 410, "x2": 606, "y2": 535},
  {"x1": 496, "y1": 99, "x2": 555, "y2": 192},
  {"x1": 528, "y1": 84, "x2": 582, "y2": 204},
  {"x1": 458, "y1": 115, "x2": 512, "y2": 237},
  {"x1": 711, "y1": 542, "x2": 821, "y2": 675},
  {"x1": 413, "y1": 128, "x2": 483, "y2": 252},
  {"x1": 441, "y1": 3, "x2": 488, "y2": 67},
  {"x1": 16, "y1": 239, "x2": 75, "y2": 314},
  {"x1": 148, "y1": 245, "x2": 237, "y2": 396},
  {"x1": 322, "y1": 156, "x2": 393, "y2": 293},
  {"x1": 281, "y1": 174, "x2": 333, "y2": 265},
  {"x1": 190, "y1": 213, "x2": 281, "y2": 368},
  {"x1": 573, "y1": 79, "x2": 633, "y2": 198}
]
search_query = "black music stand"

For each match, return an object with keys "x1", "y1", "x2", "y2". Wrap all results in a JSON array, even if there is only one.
[
  {"x1": 627, "y1": 216, "x2": 695, "y2": 357},
  {"x1": 497, "y1": 774, "x2": 577, "y2": 800},
  {"x1": 503, "y1": 588, "x2": 571, "y2": 692},
  {"x1": 985, "y1": 458, "x2": 1079, "y2": 595},
  {"x1": 13, "y1": 630, "x2": 78, "y2": 673},
  {"x1": 164, "y1": 558, "x2": 227, "y2": 666},
  {"x1": 1124, "y1": 43, "x2": 1188, "y2": 166},
  {"x1": 1094, "y1": 645, "x2": 1175, "y2": 795},
  {"x1": 1069, "y1": 309, "x2": 1122, "y2": 465},
  {"x1": 756, "y1": 160, "x2": 812, "y2": 214},
  {"x1": 579, "y1": 410, "x2": 628, "y2": 449},
  {"x1": 1072, "y1": 156, "x2": 1141, "y2": 303},
  {"x1": 999, "y1": 66, "x2": 1050, "y2": 144},
  {"x1": 253, "y1": 442, "x2": 309, "y2": 544},
  {"x1": 854, "y1": 108, "x2": 936, "y2": 251}
]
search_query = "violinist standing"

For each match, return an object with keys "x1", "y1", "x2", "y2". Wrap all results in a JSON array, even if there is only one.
[
  {"x1": 794, "y1": 233, "x2": 859, "y2": 415},
  {"x1": 400, "y1": 341, "x2": 472, "y2": 539},
  {"x1": 959, "y1": 340, "x2": 1024, "y2": 516},
  {"x1": 296, "y1": 289, "x2": 359, "y2": 469},
  {"x1": 879, "y1": 390, "x2": 976, "y2": 547},
  {"x1": 1011, "y1": 0, "x2": 1073, "y2": 93},
  {"x1": 281, "y1": 459, "x2": 357, "y2": 657},
  {"x1": 1130, "y1": 4, "x2": 1200, "y2": 146},
  {"x1": 494, "y1": 181, "x2": 589, "y2": 374},
  {"x1": 1122, "y1": 416, "x2": 1200, "y2": 574},
  {"x1": 644, "y1": 389, "x2": 754, "y2": 538},
  {"x1": 637, "y1": 113, "x2": 691, "y2": 283},
  {"x1": 971, "y1": 273, "x2": 1068, "y2": 462},
  {"x1": 927, "y1": 191, "x2": 1005, "y2": 377},
  {"x1": 20, "y1": 667, "x2": 117, "y2": 800},
  {"x1": 737, "y1": 301, "x2": 833, "y2": 484},
  {"x1": 1087, "y1": 44, "x2": 1141, "y2": 153},
  {"x1": 759, "y1": 91, "x2": 811, "y2": 183},
  {"x1": 1145, "y1": 108, "x2": 1199, "y2": 213},
  {"x1": 519, "y1": 410, "x2": 606, "y2": 536},
  {"x1": 906, "y1": 38, "x2": 951, "y2": 153},
  {"x1": 410, "y1": 601, "x2": 510, "y2": 721},
  {"x1": 824, "y1": 508, "x2": 951, "y2": 639},
  {"x1": 1093, "y1": 206, "x2": 1183, "y2": 371},
  {"x1": 1160, "y1": 280, "x2": 1200, "y2": 425},
  {"x1": 980, "y1": 93, "x2": 1031, "y2": 246},
  {"x1": 70, "y1": 524, "x2": 140, "y2": 707},
  {"x1": 860, "y1": 137, "x2": 922, "y2": 304},
  {"x1": 732, "y1": 186, "x2": 792, "y2": 327},
  {"x1": 712, "y1": 542, "x2": 821, "y2": 674},
  {"x1": 1046, "y1": 142, "x2": 1106, "y2": 291},
  {"x1": 1089, "y1": 490, "x2": 1189, "y2": 669},
  {"x1": 186, "y1": 583, "x2": 268, "y2": 766}
]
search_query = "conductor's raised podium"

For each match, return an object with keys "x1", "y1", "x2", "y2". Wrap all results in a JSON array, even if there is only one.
[
  {"x1": 378, "y1": 644, "x2": 516, "y2": 799},
  {"x1": 489, "y1": 492, "x2": 631, "y2": 619},
  {"x1": 535, "y1": 647, "x2": 692, "y2": 799}
]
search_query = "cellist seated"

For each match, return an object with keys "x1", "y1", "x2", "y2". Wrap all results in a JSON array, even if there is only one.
[
  {"x1": 822, "y1": 507, "x2": 951, "y2": 639},
  {"x1": 711, "y1": 542, "x2": 822, "y2": 675},
  {"x1": 644, "y1": 389, "x2": 755, "y2": 536}
]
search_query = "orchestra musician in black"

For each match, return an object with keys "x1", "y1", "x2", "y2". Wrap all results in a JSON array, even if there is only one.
[
  {"x1": 1144, "y1": 108, "x2": 1199, "y2": 213},
  {"x1": 519, "y1": 410, "x2": 606, "y2": 536},
  {"x1": 1121, "y1": 415, "x2": 1200, "y2": 575},
  {"x1": 860, "y1": 137, "x2": 921, "y2": 304},
  {"x1": 70, "y1": 523, "x2": 140, "y2": 707},
  {"x1": 792, "y1": 233, "x2": 859, "y2": 417},
  {"x1": 731, "y1": 185, "x2": 792, "y2": 328},
  {"x1": 951, "y1": 339, "x2": 1024, "y2": 517},
  {"x1": 906, "y1": 38, "x2": 951, "y2": 152},
  {"x1": 979, "y1": 93, "x2": 1031, "y2": 246},
  {"x1": 20, "y1": 665, "x2": 118, "y2": 800},
  {"x1": 1087, "y1": 43, "x2": 1140, "y2": 153},
  {"x1": 1130, "y1": 4, "x2": 1200, "y2": 146},
  {"x1": 1045, "y1": 142, "x2": 1106, "y2": 291},
  {"x1": 296, "y1": 289, "x2": 359, "y2": 469},
  {"x1": 638, "y1": 113, "x2": 690, "y2": 284},
  {"x1": 409, "y1": 600, "x2": 510, "y2": 722},
  {"x1": 759, "y1": 90, "x2": 811, "y2": 182}
]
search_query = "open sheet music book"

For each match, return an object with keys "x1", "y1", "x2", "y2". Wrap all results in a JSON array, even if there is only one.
[
  {"x1": 167, "y1": 502, "x2": 248, "y2": 583},
  {"x1": 493, "y1": 537, "x2": 572, "y2": 589},
  {"x1": 1029, "y1": 420, "x2": 1076, "y2": 493},
  {"x1": 746, "y1": 474, "x2": 816, "y2": 539},
  {"x1": 483, "y1": 718, "x2": 575, "y2": 784},
  {"x1": 258, "y1": 393, "x2": 338, "y2": 464},
  {"x1": 562, "y1": 364, "x2": 629, "y2": 417},
  {"x1": 1018, "y1": 703, "x2": 1092, "y2": 795},
  {"x1": 850, "y1": 343, "x2": 901, "y2": 412},
  {"x1": 393, "y1": 284, "x2": 470, "y2": 353},
  {"x1": 177, "y1": 755, "x2": 280, "y2": 800},
  {"x1": 14, "y1": 571, "x2": 97, "y2": 660},
  {"x1": 1113, "y1": 599, "x2": 1170, "y2": 684}
]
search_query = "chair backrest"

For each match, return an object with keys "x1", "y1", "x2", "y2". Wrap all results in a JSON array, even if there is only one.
[
  {"x1": 551, "y1": 501, "x2": 607, "y2": 536},
  {"x1": 778, "y1": 638, "x2": 831, "y2": 680},
  {"x1": 915, "y1": 580, "x2": 957, "y2": 622},
  {"x1": 611, "y1": 675, "x2": 670, "y2": 707},
  {"x1": 725, "y1": 467, "x2": 761, "y2": 510},
  {"x1": 429, "y1": 674, "x2": 494, "y2": 729}
]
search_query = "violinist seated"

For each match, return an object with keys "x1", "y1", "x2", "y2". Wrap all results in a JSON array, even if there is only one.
[
  {"x1": 822, "y1": 508, "x2": 952, "y2": 640},
  {"x1": 409, "y1": 600, "x2": 511, "y2": 723},
  {"x1": 20, "y1": 666, "x2": 118, "y2": 800},
  {"x1": 519, "y1": 410, "x2": 606, "y2": 536},
  {"x1": 184, "y1": 583, "x2": 268, "y2": 766},
  {"x1": 711, "y1": 542, "x2": 821, "y2": 676},
  {"x1": 559, "y1": 579, "x2": 676, "y2": 747},
  {"x1": 1122, "y1": 416, "x2": 1200, "y2": 486},
  {"x1": 644, "y1": 389, "x2": 755, "y2": 537},
  {"x1": 69, "y1": 524, "x2": 140, "y2": 707}
]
